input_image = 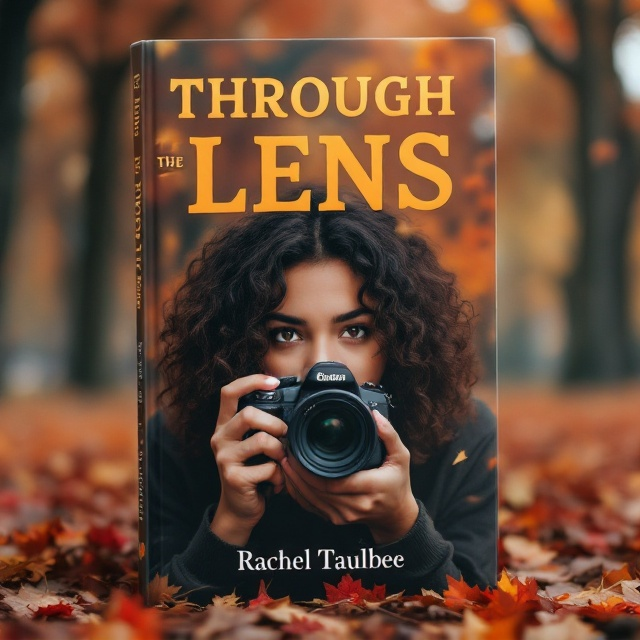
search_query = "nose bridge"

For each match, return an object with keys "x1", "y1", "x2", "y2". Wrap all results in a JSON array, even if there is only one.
[
  {"x1": 308, "y1": 331, "x2": 331, "y2": 365},
  {"x1": 304, "y1": 330, "x2": 338, "y2": 375}
]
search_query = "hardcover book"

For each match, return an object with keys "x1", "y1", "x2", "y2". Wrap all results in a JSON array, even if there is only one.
[{"x1": 131, "y1": 37, "x2": 497, "y2": 606}]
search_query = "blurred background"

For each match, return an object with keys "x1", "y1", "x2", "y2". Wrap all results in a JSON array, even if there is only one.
[{"x1": 0, "y1": 0, "x2": 638, "y2": 496}]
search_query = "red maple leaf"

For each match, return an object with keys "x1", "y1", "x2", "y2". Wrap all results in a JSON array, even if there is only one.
[
  {"x1": 87, "y1": 524, "x2": 127, "y2": 552},
  {"x1": 248, "y1": 579, "x2": 275, "y2": 608},
  {"x1": 31, "y1": 602, "x2": 75, "y2": 619},
  {"x1": 323, "y1": 574, "x2": 386, "y2": 605},
  {"x1": 370, "y1": 583, "x2": 387, "y2": 601}
]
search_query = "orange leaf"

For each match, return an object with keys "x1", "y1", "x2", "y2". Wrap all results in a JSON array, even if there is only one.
[
  {"x1": 466, "y1": 570, "x2": 543, "y2": 621},
  {"x1": 602, "y1": 564, "x2": 633, "y2": 588},
  {"x1": 105, "y1": 591, "x2": 161, "y2": 640},
  {"x1": 443, "y1": 574, "x2": 492, "y2": 610},
  {"x1": 13, "y1": 519, "x2": 63, "y2": 555}
]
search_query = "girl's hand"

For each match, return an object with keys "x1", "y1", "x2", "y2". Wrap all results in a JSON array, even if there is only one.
[
  {"x1": 209, "y1": 375, "x2": 287, "y2": 546},
  {"x1": 281, "y1": 410, "x2": 419, "y2": 544}
]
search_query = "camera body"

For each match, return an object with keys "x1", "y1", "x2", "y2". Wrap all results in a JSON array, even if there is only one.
[{"x1": 238, "y1": 362, "x2": 388, "y2": 478}]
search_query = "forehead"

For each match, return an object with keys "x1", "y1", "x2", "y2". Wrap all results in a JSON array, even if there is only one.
[{"x1": 277, "y1": 260, "x2": 364, "y2": 312}]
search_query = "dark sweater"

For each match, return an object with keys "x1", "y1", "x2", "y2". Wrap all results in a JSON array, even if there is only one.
[{"x1": 147, "y1": 399, "x2": 497, "y2": 604}]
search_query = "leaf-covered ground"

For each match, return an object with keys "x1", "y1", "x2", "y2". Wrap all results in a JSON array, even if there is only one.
[{"x1": 0, "y1": 385, "x2": 638, "y2": 639}]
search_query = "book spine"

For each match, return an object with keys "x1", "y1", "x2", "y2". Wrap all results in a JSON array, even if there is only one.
[{"x1": 131, "y1": 41, "x2": 149, "y2": 604}]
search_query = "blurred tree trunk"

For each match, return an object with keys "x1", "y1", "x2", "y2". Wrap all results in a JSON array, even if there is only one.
[
  {"x1": 513, "y1": 0, "x2": 639, "y2": 381},
  {"x1": 564, "y1": 0, "x2": 637, "y2": 381},
  {"x1": 68, "y1": 59, "x2": 128, "y2": 387},
  {"x1": 68, "y1": 2, "x2": 191, "y2": 386},
  {"x1": 0, "y1": 0, "x2": 41, "y2": 388}
]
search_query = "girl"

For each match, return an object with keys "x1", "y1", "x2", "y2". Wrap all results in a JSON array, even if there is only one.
[{"x1": 149, "y1": 190, "x2": 497, "y2": 604}]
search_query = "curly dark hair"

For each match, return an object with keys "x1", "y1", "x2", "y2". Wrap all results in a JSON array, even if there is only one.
[{"x1": 159, "y1": 191, "x2": 478, "y2": 463}]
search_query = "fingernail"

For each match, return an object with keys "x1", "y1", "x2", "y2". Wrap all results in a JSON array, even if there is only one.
[{"x1": 264, "y1": 376, "x2": 280, "y2": 386}]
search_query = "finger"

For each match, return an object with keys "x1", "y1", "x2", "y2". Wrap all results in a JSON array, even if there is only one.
[
  {"x1": 284, "y1": 450, "x2": 380, "y2": 496},
  {"x1": 282, "y1": 451, "x2": 368, "y2": 496},
  {"x1": 282, "y1": 455, "x2": 335, "y2": 494},
  {"x1": 217, "y1": 374, "x2": 280, "y2": 425},
  {"x1": 218, "y1": 404, "x2": 288, "y2": 442},
  {"x1": 270, "y1": 465, "x2": 286, "y2": 494},
  {"x1": 242, "y1": 460, "x2": 284, "y2": 487},
  {"x1": 373, "y1": 410, "x2": 407, "y2": 460},
  {"x1": 238, "y1": 430, "x2": 286, "y2": 463},
  {"x1": 282, "y1": 461, "x2": 337, "y2": 522},
  {"x1": 281, "y1": 457, "x2": 344, "y2": 505}
]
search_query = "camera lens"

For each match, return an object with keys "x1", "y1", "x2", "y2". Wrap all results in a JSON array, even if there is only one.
[
  {"x1": 288, "y1": 390, "x2": 382, "y2": 478},
  {"x1": 307, "y1": 413, "x2": 356, "y2": 456}
]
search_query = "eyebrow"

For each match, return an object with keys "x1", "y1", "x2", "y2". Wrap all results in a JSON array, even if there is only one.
[{"x1": 265, "y1": 307, "x2": 372, "y2": 326}]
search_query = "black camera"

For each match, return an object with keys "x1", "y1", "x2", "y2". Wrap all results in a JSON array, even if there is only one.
[{"x1": 238, "y1": 362, "x2": 388, "y2": 478}]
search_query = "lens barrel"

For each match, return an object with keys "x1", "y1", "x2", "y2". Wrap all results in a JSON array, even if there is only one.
[{"x1": 288, "y1": 390, "x2": 383, "y2": 478}]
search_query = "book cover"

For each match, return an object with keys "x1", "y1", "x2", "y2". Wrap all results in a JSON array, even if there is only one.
[{"x1": 131, "y1": 37, "x2": 497, "y2": 606}]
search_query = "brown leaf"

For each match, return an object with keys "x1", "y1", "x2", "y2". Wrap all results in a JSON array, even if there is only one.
[
  {"x1": 211, "y1": 590, "x2": 243, "y2": 607},
  {"x1": 147, "y1": 574, "x2": 182, "y2": 606},
  {"x1": 0, "y1": 558, "x2": 33, "y2": 582}
]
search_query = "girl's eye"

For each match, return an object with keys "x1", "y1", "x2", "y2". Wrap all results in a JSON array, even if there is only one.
[
  {"x1": 341, "y1": 325, "x2": 369, "y2": 339},
  {"x1": 271, "y1": 328, "x2": 302, "y2": 343}
]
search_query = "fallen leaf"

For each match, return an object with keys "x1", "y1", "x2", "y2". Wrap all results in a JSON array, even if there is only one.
[
  {"x1": 621, "y1": 580, "x2": 640, "y2": 605},
  {"x1": 281, "y1": 614, "x2": 324, "y2": 634},
  {"x1": 503, "y1": 535, "x2": 557, "y2": 569},
  {"x1": 104, "y1": 590, "x2": 162, "y2": 640},
  {"x1": 31, "y1": 601, "x2": 75, "y2": 619},
  {"x1": 602, "y1": 564, "x2": 633, "y2": 588},
  {"x1": 211, "y1": 590, "x2": 243, "y2": 607},
  {"x1": 443, "y1": 574, "x2": 492, "y2": 611},
  {"x1": 453, "y1": 450, "x2": 468, "y2": 465},
  {"x1": 192, "y1": 606, "x2": 261, "y2": 640},
  {"x1": 87, "y1": 524, "x2": 128, "y2": 553},
  {"x1": 12, "y1": 519, "x2": 63, "y2": 556},
  {"x1": 323, "y1": 573, "x2": 386, "y2": 605},
  {"x1": 147, "y1": 574, "x2": 181, "y2": 606},
  {"x1": 247, "y1": 579, "x2": 275, "y2": 608},
  {"x1": 523, "y1": 614, "x2": 601, "y2": 640}
]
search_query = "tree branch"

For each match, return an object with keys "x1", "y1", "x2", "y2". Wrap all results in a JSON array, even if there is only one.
[{"x1": 507, "y1": 1, "x2": 579, "y2": 83}]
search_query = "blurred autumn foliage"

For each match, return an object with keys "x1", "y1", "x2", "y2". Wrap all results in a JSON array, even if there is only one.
[
  {"x1": 0, "y1": 387, "x2": 639, "y2": 638},
  {"x1": 0, "y1": 1, "x2": 639, "y2": 636},
  {"x1": 0, "y1": 0, "x2": 639, "y2": 391}
]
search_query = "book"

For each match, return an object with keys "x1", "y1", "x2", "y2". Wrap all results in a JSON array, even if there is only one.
[{"x1": 131, "y1": 37, "x2": 497, "y2": 606}]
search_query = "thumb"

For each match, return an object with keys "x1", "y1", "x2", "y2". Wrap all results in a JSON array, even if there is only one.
[{"x1": 372, "y1": 410, "x2": 406, "y2": 459}]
